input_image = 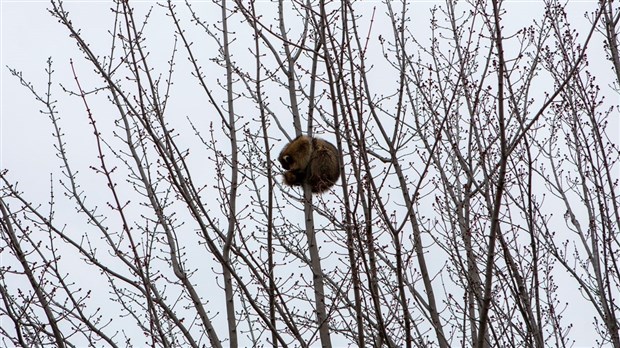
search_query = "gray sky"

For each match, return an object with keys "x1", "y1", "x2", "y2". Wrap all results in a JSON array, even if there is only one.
[{"x1": 1, "y1": 1, "x2": 617, "y2": 347}]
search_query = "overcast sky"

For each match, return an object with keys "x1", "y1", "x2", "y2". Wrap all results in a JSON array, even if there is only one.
[{"x1": 1, "y1": 1, "x2": 617, "y2": 347}]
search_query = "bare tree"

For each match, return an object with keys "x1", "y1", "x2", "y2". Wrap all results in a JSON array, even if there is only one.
[{"x1": 1, "y1": 0, "x2": 618, "y2": 347}]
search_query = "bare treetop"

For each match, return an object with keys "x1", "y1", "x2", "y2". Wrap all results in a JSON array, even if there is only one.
[{"x1": 1, "y1": 1, "x2": 618, "y2": 347}]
